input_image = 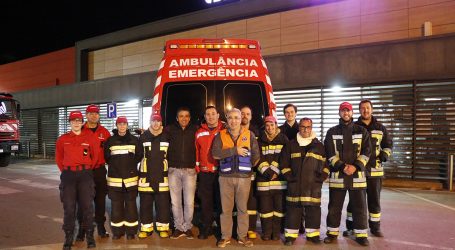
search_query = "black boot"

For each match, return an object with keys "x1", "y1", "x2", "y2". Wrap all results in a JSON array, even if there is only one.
[
  {"x1": 86, "y1": 230, "x2": 96, "y2": 248},
  {"x1": 97, "y1": 224, "x2": 110, "y2": 238},
  {"x1": 62, "y1": 231, "x2": 73, "y2": 250},
  {"x1": 75, "y1": 227, "x2": 85, "y2": 241}
]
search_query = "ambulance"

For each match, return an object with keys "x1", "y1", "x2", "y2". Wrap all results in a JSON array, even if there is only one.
[{"x1": 151, "y1": 38, "x2": 276, "y2": 126}]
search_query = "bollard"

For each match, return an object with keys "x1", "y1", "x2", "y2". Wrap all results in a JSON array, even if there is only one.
[
  {"x1": 449, "y1": 154, "x2": 454, "y2": 191},
  {"x1": 27, "y1": 141, "x2": 31, "y2": 158}
]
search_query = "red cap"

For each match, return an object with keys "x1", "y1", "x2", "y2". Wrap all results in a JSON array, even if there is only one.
[
  {"x1": 151, "y1": 114, "x2": 162, "y2": 122},
  {"x1": 339, "y1": 102, "x2": 353, "y2": 111},
  {"x1": 69, "y1": 111, "x2": 84, "y2": 121},
  {"x1": 116, "y1": 116, "x2": 128, "y2": 124},
  {"x1": 86, "y1": 104, "x2": 100, "y2": 113},
  {"x1": 264, "y1": 115, "x2": 277, "y2": 124}
]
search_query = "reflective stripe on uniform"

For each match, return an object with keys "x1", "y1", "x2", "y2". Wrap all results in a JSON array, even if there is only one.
[
  {"x1": 140, "y1": 223, "x2": 153, "y2": 232},
  {"x1": 346, "y1": 212, "x2": 353, "y2": 221},
  {"x1": 329, "y1": 155, "x2": 340, "y2": 166},
  {"x1": 111, "y1": 221, "x2": 125, "y2": 227},
  {"x1": 273, "y1": 211, "x2": 284, "y2": 217},
  {"x1": 305, "y1": 228, "x2": 320, "y2": 237},
  {"x1": 291, "y1": 153, "x2": 301, "y2": 158},
  {"x1": 284, "y1": 228, "x2": 299, "y2": 238},
  {"x1": 369, "y1": 212, "x2": 381, "y2": 222},
  {"x1": 357, "y1": 154, "x2": 369, "y2": 166},
  {"x1": 156, "y1": 222, "x2": 170, "y2": 231},
  {"x1": 247, "y1": 210, "x2": 257, "y2": 215},
  {"x1": 282, "y1": 168, "x2": 291, "y2": 174},
  {"x1": 125, "y1": 221, "x2": 139, "y2": 227},
  {"x1": 286, "y1": 196, "x2": 321, "y2": 203},
  {"x1": 110, "y1": 145, "x2": 136, "y2": 155},
  {"x1": 307, "y1": 152, "x2": 326, "y2": 162},
  {"x1": 260, "y1": 212, "x2": 273, "y2": 218},
  {"x1": 354, "y1": 229, "x2": 368, "y2": 238},
  {"x1": 327, "y1": 227, "x2": 339, "y2": 236},
  {"x1": 383, "y1": 148, "x2": 392, "y2": 156}
]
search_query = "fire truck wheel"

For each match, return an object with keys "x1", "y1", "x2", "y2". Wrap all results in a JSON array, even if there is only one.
[{"x1": 0, "y1": 153, "x2": 11, "y2": 167}]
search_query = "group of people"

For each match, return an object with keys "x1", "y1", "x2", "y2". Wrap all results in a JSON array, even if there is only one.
[{"x1": 55, "y1": 100, "x2": 392, "y2": 249}]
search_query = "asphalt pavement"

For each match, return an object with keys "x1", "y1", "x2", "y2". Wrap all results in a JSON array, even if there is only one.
[{"x1": 1, "y1": 159, "x2": 454, "y2": 249}]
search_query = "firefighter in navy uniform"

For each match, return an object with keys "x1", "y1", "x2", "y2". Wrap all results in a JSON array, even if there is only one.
[
  {"x1": 104, "y1": 116, "x2": 143, "y2": 240},
  {"x1": 75, "y1": 104, "x2": 111, "y2": 241},
  {"x1": 55, "y1": 111, "x2": 98, "y2": 250},
  {"x1": 137, "y1": 114, "x2": 171, "y2": 239},
  {"x1": 324, "y1": 102, "x2": 372, "y2": 246},
  {"x1": 344, "y1": 100, "x2": 392, "y2": 237},
  {"x1": 256, "y1": 116, "x2": 288, "y2": 241},
  {"x1": 281, "y1": 118, "x2": 329, "y2": 246},
  {"x1": 240, "y1": 106, "x2": 260, "y2": 239}
]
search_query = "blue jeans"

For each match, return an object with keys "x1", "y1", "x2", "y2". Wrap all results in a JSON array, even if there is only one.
[{"x1": 168, "y1": 167, "x2": 197, "y2": 231}]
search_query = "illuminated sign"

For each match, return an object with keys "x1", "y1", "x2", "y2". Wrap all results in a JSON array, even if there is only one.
[
  {"x1": 168, "y1": 57, "x2": 260, "y2": 79},
  {"x1": 205, "y1": 0, "x2": 238, "y2": 5}
]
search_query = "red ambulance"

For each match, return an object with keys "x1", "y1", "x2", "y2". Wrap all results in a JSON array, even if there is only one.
[{"x1": 151, "y1": 38, "x2": 276, "y2": 125}]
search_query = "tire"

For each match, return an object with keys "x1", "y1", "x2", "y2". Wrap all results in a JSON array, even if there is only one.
[{"x1": 0, "y1": 153, "x2": 11, "y2": 167}]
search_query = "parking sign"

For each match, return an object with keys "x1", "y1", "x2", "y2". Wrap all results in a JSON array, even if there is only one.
[{"x1": 107, "y1": 103, "x2": 117, "y2": 118}]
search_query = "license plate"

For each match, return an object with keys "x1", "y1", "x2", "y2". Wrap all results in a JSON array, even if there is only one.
[{"x1": 11, "y1": 145, "x2": 19, "y2": 151}]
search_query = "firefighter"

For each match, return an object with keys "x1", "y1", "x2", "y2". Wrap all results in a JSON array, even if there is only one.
[
  {"x1": 240, "y1": 106, "x2": 260, "y2": 240},
  {"x1": 195, "y1": 106, "x2": 224, "y2": 239},
  {"x1": 75, "y1": 104, "x2": 111, "y2": 241},
  {"x1": 281, "y1": 118, "x2": 329, "y2": 246},
  {"x1": 279, "y1": 104, "x2": 299, "y2": 141},
  {"x1": 344, "y1": 100, "x2": 392, "y2": 237},
  {"x1": 137, "y1": 114, "x2": 171, "y2": 239},
  {"x1": 55, "y1": 111, "x2": 98, "y2": 250},
  {"x1": 324, "y1": 102, "x2": 372, "y2": 246},
  {"x1": 104, "y1": 116, "x2": 143, "y2": 240},
  {"x1": 256, "y1": 116, "x2": 288, "y2": 241}
]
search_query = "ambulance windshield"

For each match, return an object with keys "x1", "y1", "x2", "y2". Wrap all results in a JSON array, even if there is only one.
[
  {"x1": 0, "y1": 100, "x2": 17, "y2": 120},
  {"x1": 161, "y1": 81, "x2": 268, "y2": 127}
]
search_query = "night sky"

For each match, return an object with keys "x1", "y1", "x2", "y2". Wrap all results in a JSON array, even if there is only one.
[{"x1": 1, "y1": 0, "x2": 237, "y2": 65}]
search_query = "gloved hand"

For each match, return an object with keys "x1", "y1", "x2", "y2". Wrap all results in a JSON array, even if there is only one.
[{"x1": 378, "y1": 151, "x2": 388, "y2": 162}]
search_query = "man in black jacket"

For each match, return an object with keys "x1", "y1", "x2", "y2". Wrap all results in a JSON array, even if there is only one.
[
  {"x1": 279, "y1": 104, "x2": 299, "y2": 141},
  {"x1": 324, "y1": 102, "x2": 372, "y2": 246},
  {"x1": 344, "y1": 100, "x2": 392, "y2": 238},
  {"x1": 165, "y1": 107, "x2": 198, "y2": 239}
]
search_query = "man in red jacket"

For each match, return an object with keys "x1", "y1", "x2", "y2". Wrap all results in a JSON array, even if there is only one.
[
  {"x1": 76, "y1": 104, "x2": 111, "y2": 240},
  {"x1": 56, "y1": 111, "x2": 99, "y2": 250},
  {"x1": 195, "y1": 106, "x2": 224, "y2": 239}
]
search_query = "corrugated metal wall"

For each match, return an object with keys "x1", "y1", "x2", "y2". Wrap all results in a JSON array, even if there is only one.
[
  {"x1": 274, "y1": 80, "x2": 455, "y2": 182},
  {"x1": 19, "y1": 100, "x2": 141, "y2": 158}
]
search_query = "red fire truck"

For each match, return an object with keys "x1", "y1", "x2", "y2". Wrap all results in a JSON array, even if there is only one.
[
  {"x1": 0, "y1": 93, "x2": 20, "y2": 167},
  {"x1": 151, "y1": 38, "x2": 276, "y2": 126}
]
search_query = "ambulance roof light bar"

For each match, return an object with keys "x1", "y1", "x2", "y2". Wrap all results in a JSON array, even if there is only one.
[{"x1": 169, "y1": 43, "x2": 257, "y2": 49}]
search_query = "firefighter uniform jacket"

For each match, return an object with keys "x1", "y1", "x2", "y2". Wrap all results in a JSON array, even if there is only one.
[
  {"x1": 324, "y1": 119, "x2": 372, "y2": 190},
  {"x1": 104, "y1": 130, "x2": 143, "y2": 190},
  {"x1": 195, "y1": 121, "x2": 224, "y2": 173},
  {"x1": 83, "y1": 123, "x2": 111, "y2": 167},
  {"x1": 281, "y1": 133, "x2": 329, "y2": 206},
  {"x1": 256, "y1": 129, "x2": 289, "y2": 195},
  {"x1": 279, "y1": 121, "x2": 299, "y2": 141},
  {"x1": 355, "y1": 116, "x2": 392, "y2": 178},
  {"x1": 56, "y1": 130, "x2": 99, "y2": 171},
  {"x1": 138, "y1": 128, "x2": 169, "y2": 193}
]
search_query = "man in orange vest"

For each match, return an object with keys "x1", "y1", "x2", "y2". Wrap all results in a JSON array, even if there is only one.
[{"x1": 212, "y1": 108, "x2": 259, "y2": 248}]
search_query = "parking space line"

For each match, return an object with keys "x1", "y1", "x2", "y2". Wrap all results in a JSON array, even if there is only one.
[
  {"x1": 391, "y1": 188, "x2": 455, "y2": 212},
  {"x1": 384, "y1": 239, "x2": 454, "y2": 250}
]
